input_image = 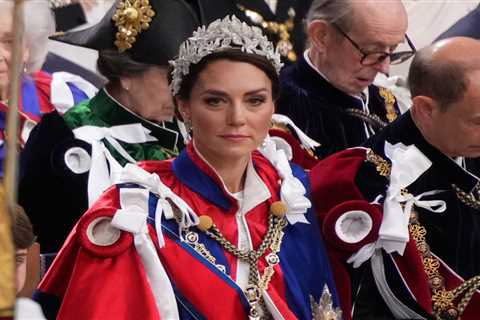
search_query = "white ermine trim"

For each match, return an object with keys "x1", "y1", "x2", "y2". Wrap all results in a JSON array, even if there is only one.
[{"x1": 335, "y1": 210, "x2": 372, "y2": 244}]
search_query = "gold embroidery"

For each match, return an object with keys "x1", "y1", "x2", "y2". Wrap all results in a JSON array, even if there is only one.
[
  {"x1": 452, "y1": 183, "x2": 480, "y2": 210},
  {"x1": 367, "y1": 150, "x2": 480, "y2": 319},
  {"x1": 409, "y1": 209, "x2": 480, "y2": 319},
  {"x1": 112, "y1": 0, "x2": 155, "y2": 52},
  {"x1": 379, "y1": 87, "x2": 398, "y2": 122},
  {"x1": 237, "y1": 5, "x2": 297, "y2": 62},
  {"x1": 365, "y1": 149, "x2": 391, "y2": 177}
]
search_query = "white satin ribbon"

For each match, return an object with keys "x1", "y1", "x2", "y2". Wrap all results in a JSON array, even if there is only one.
[
  {"x1": 50, "y1": 71, "x2": 98, "y2": 114},
  {"x1": 115, "y1": 164, "x2": 199, "y2": 247},
  {"x1": 271, "y1": 113, "x2": 321, "y2": 150},
  {"x1": 112, "y1": 188, "x2": 179, "y2": 320},
  {"x1": 73, "y1": 124, "x2": 157, "y2": 206},
  {"x1": 347, "y1": 142, "x2": 446, "y2": 268},
  {"x1": 259, "y1": 136, "x2": 311, "y2": 225}
]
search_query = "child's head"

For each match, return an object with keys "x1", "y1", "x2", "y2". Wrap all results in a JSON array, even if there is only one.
[{"x1": 12, "y1": 205, "x2": 35, "y2": 293}]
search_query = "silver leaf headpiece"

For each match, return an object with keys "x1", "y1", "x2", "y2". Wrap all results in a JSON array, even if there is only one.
[{"x1": 169, "y1": 15, "x2": 283, "y2": 96}]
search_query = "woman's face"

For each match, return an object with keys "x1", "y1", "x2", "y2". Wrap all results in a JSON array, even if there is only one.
[
  {"x1": 178, "y1": 59, "x2": 275, "y2": 166},
  {"x1": 0, "y1": 4, "x2": 14, "y2": 100},
  {"x1": 0, "y1": 2, "x2": 29, "y2": 100},
  {"x1": 126, "y1": 65, "x2": 175, "y2": 122}
]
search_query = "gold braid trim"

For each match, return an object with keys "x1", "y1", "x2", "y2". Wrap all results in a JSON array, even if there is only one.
[{"x1": 366, "y1": 149, "x2": 480, "y2": 320}]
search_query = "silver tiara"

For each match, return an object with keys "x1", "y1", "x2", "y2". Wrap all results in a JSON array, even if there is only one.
[{"x1": 169, "y1": 15, "x2": 283, "y2": 96}]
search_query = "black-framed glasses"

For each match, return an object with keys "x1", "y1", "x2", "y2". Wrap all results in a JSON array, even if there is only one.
[{"x1": 331, "y1": 23, "x2": 416, "y2": 66}]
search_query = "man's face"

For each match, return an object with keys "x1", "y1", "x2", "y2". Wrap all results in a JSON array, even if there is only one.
[
  {"x1": 429, "y1": 72, "x2": 480, "y2": 158},
  {"x1": 317, "y1": 5, "x2": 407, "y2": 95}
]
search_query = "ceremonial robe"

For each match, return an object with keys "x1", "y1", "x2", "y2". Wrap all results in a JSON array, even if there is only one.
[
  {"x1": 35, "y1": 144, "x2": 339, "y2": 320},
  {"x1": 310, "y1": 111, "x2": 480, "y2": 319},
  {"x1": 0, "y1": 70, "x2": 95, "y2": 177},
  {"x1": 278, "y1": 53, "x2": 400, "y2": 159},
  {"x1": 19, "y1": 89, "x2": 184, "y2": 254}
]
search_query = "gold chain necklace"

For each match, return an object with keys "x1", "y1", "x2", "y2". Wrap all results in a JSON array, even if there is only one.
[{"x1": 196, "y1": 202, "x2": 288, "y2": 320}]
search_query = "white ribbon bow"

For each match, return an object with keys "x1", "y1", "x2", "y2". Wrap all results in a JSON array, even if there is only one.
[
  {"x1": 348, "y1": 142, "x2": 447, "y2": 268},
  {"x1": 115, "y1": 164, "x2": 199, "y2": 247},
  {"x1": 50, "y1": 71, "x2": 98, "y2": 114},
  {"x1": 111, "y1": 187, "x2": 180, "y2": 319},
  {"x1": 73, "y1": 124, "x2": 157, "y2": 206},
  {"x1": 271, "y1": 113, "x2": 321, "y2": 150},
  {"x1": 259, "y1": 136, "x2": 311, "y2": 224}
]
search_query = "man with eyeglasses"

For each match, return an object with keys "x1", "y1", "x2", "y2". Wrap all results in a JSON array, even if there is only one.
[
  {"x1": 277, "y1": 0, "x2": 415, "y2": 159},
  {"x1": 310, "y1": 37, "x2": 480, "y2": 319}
]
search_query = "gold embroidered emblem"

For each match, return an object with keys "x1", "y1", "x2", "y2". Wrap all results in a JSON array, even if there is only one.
[
  {"x1": 432, "y1": 289, "x2": 455, "y2": 312},
  {"x1": 366, "y1": 149, "x2": 391, "y2": 177},
  {"x1": 112, "y1": 0, "x2": 155, "y2": 52},
  {"x1": 237, "y1": 5, "x2": 297, "y2": 62},
  {"x1": 379, "y1": 87, "x2": 398, "y2": 122},
  {"x1": 310, "y1": 285, "x2": 343, "y2": 320}
]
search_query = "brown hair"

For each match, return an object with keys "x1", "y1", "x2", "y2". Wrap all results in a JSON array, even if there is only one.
[
  {"x1": 173, "y1": 49, "x2": 280, "y2": 103},
  {"x1": 408, "y1": 50, "x2": 470, "y2": 110},
  {"x1": 97, "y1": 49, "x2": 153, "y2": 86},
  {"x1": 12, "y1": 205, "x2": 35, "y2": 250}
]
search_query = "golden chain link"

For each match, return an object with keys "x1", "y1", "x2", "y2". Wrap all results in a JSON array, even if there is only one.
[{"x1": 205, "y1": 213, "x2": 287, "y2": 319}]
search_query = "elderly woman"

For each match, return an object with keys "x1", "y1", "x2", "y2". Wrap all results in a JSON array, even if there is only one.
[
  {"x1": 0, "y1": 0, "x2": 96, "y2": 173},
  {"x1": 35, "y1": 16, "x2": 340, "y2": 320},
  {"x1": 18, "y1": 0, "x2": 201, "y2": 254}
]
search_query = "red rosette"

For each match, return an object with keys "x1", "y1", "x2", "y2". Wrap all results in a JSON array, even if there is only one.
[
  {"x1": 322, "y1": 200, "x2": 382, "y2": 253},
  {"x1": 77, "y1": 209, "x2": 133, "y2": 257}
]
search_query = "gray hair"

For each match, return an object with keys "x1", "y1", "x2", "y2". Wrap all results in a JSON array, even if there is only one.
[
  {"x1": 24, "y1": 0, "x2": 56, "y2": 73},
  {"x1": 306, "y1": 0, "x2": 354, "y2": 31}
]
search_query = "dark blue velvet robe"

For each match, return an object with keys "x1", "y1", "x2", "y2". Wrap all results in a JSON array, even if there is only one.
[
  {"x1": 277, "y1": 54, "x2": 400, "y2": 159},
  {"x1": 355, "y1": 112, "x2": 480, "y2": 318}
]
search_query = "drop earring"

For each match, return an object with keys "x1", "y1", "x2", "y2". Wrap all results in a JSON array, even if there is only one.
[{"x1": 183, "y1": 117, "x2": 193, "y2": 143}]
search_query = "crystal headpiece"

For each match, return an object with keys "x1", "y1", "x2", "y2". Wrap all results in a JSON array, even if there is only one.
[{"x1": 170, "y1": 15, "x2": 283, "y2": 96}]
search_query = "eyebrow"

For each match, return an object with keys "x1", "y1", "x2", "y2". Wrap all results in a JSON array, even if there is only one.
[{"x1": 201, "y1": 88, "x2": 269, "y2": 96}]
